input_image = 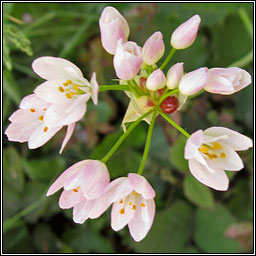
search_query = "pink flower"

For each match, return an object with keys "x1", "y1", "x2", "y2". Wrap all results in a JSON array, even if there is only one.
[
  {"x1": 179, "y1": 67, "x2": 208, "y2": 96},
  {"x1": 4, "y1": 93, "x2": 74, "y2": 151},
  {"x1": 113, "y1": 40, "x2": 143, "y2": 81},
  {"x1": 46, "y1": 160, "x2": 110, "y2": 224},
  {"x1": 142, "y1": 31, "x2": 165, "y2": 65},
  {"x1": 166, "y1": 62, "x2": 184, "y2": 89},
  {"x1": 93, "y1": 173, "x2": 156, "y2": 242},
  {"x1": 184, "y1": 127, "x2": 252, "y2": 191},
  {"x1": 146, "y1": 68, "x2": 166, "y2": 91},
  {"x1": 171, "y1": 15, "x2": 201, "y2": 49},
  {"x1": 204, "y1": 67, "x2": 251, "y2": 95},
  {"x1": 99, "y1": 6, "x2": 130, "y2": 54},
  {"x1": 33, "y1": 56, "x2": 98, "y2": 127}
]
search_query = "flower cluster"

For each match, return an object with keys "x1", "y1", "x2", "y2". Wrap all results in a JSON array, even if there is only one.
[{"x1": 5, "y1": 6, "x2": 252, "y2": 242}]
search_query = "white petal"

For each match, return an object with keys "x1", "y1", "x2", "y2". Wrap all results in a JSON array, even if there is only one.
[
  {"x1": 59, "y1": 123, "x2": 76, "y2": 154},
  {"x1": 188, "y1": 158, "x2": 229, "y2": 191},
  {"x1": 19, "y1": 94, "x2": 50, "y2": 109},
  {"x1": 73, "y1": 199, "x2": 95, "y2": 224},
  {"x1": 9, "y1": 109, "x2": 36, "y2": 123},
  {"x1": 141, "y1": 198, "x2": 155, "y2": 223},
  {"x1": 90, "y1": 72, "x2": 99, "y2": 105},
  {"x1": 59, "y1": 189, "x2": 83, "y2": 209},
  {"x1": 184, "y1": 130, "x2": 203, "y2": 159}
]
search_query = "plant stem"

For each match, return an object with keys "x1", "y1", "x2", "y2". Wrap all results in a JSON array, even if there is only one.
[
  {"x1": 239, "y1": 8, "x2": 253, "y2": 40},
  {"x1": 159, "y1": 111, "x2": 190, "y2": 138},
  {"x1": 160, "y1": 48, "x2": 176, "y2": 70},
  {"x1": 137, "y1": 110, "x2": 157, "y2": 175},
  {"x1": 99, "y1": 85, "x2": 131, "y2": 92},
  {"x1": 158, "y1": 88, "x2": 179, "y2": 104},
  {"x1": 101, "y1": 109, "x2": 154, "y2": 163}
]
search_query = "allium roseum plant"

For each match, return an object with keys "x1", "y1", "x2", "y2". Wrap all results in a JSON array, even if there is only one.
[{"x1": 5, "y1": 6, "x2": 253, "y2": 242}]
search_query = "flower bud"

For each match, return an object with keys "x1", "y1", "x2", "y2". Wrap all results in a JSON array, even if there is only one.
[
  {"x1": 146, "y1": 68, "x2": 166, "y2": 91},
  {"x1": 113, "y1": 40, "x2": 143, "y2": 81},
  {"x1": 179, "y1": 67, "x2": 208, "y2": 96},
  {"x1": 166, "y1": 62, "x2": 184, "y2": 89},
  {"x1": 142, "y1": 31, "x2": 165, "y2": 65},
  {"x1": 99, "y1": 6, "x2": 130, "y2": 54},
  {"x1": 204, "y1": 67, "x2": 251, "y2": 95},
  {"x1": 171, "y1": 15, "x2": 201, "y2": 50}
]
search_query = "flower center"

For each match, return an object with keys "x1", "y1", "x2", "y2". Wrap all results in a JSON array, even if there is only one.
[
  {"x1": 58, "y1": 80, "x2": 86, "y2": 99},
  {"x1": 199, "y1": 142, "x2": 226, "y2": 159}
]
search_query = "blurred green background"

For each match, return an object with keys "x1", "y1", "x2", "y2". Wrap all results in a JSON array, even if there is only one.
[{"x1": 3, "y1": 2, "x2": 253, "y2": 253}]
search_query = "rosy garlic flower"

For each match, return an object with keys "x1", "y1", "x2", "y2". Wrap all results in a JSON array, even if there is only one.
[
  {"x1": 204, "y1": 67, "x2": 251, "y2": 95},
  {"x1": 46, "y1": 160, "x2": 110, "y2": 224},
  {"x1": 33, "y1": 56, "x2": 99, "y2": 127},
  {"x1": 166, "y1": 62, "x2": 184, "y2": 90},
  {"x1": 184, "y1": 127, "x2": 252, "y2": 191},
  {"x1": 93, "y1": 173, "x2": 156, "y2": 242},
  {"x1": 146, "y1": 68, "x2": 166, "y2": 91}
]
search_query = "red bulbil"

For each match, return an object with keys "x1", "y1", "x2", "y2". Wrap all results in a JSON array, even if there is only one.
[{"x1": 160, "y1": 96, "x2": 179, "y2": 113}]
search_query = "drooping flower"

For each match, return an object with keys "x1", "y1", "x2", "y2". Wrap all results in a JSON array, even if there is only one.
[
  {"x1": 204, "y1": 67, "x2": 251, "y2": 95},
  {"x1": 4, "y1": 93, "x2": 75, "y2": 151},
  {"x1": 90, "y1": 173, "x2": 156, "y2": 242},
  {"x1": 142, "y1": 31, "x2": 165, "y2": 65},
  {"x1": 171, "y1": 15, "x2": 201, "y2": 49},
  {"x1": 146, "y1": 68, "x2": 166, "y2": 91},
  {"x1": 33, "y1": 56, "x2": 98, "y2": 127},
  {"x1": 99, "y1": 6, "x2": 130, "y2": 54},
  {"x1": 166, "y1": 62, "x2": 184, "y2": 89},
  {"x1": 178, "y1": 67, "x2": 208, "y2": 96},
  {"x1": 46, "y1": 160, "x2": 110, "y2": 224},
  {"x1": 184, "y1": 127, "x2": 252, "y2": 191},
  {"x1": 113, "y1": 40, "x2": 143, "y2": 81}
]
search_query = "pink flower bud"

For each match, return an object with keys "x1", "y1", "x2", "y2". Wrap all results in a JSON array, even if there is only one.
[
  {"x1": 113, "y1": 40, "x2": 143, "y2": 81},
  {"x1": 179, "y1": 67, "x2": 208, "y2": 96},
  {"x1": 171, "y1": 15, "x2": 201, "y2": 50},
  {"x1": 142, "y1": 31, "x2": 165, "y2": 65},
  {"x1": 166, "y1": 62, "x2": 184, "y2": 89},
  {"x1": 99, "y1": 6, "x2": 130, "y2": 54},
  {"x1": 146, "y1": 68, "x2": 166, "y2": 91},
  {"x1": 204, "y1": 67, "x2": 251, "y2": 95}
]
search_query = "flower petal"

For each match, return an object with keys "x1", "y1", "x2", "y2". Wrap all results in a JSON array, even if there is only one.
[
  {"x1": 128, "y1": 173, "x2": 155, "y2": 199},
  {"x1": 184, "y1": 130, "x2": 203, "y2": 159},
  {"x1": 90, "y1": 72, "x2": 99, "y2": 105},
  {"x1": 9, "y1": 109, "x2": 36, "y2": 123},
  {"x1": 188, "y1": 158, "x2": 229, "y2": 191},
  {"x1": 59, "y1": 122, "x2": 76, "y2": 154},
  {"x1": 19, "y1": 94, "x2": 50, "y2": 109},
  {"x1": 204, "y1": 127, "x2": 252, "y2": 151},
  {"x1": 73, "y1": 199, "x2": 95, "y2": 224},
  {"x1": 32, "y1": 56, "x2": 84, "y2": 81},
  {"x1": 141, "y1": 198, "x2": 155, "y2": 223},
  {"x1": 59, "y1": 189, "x2": 83, "y2": 209}
]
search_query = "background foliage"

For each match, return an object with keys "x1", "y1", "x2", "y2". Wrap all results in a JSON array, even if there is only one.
[{"x1": 3, "y1": 2, "x2": 253, "y2": 253}]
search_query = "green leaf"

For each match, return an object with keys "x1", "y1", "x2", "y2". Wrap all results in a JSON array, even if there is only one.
[
  {"x1": 170, "y1": 134, "x2": 189, "y2": 172},
  {"x1": 183, "y1": 175, "x2": 214, "y2": 209},
  {"x1": 128, "y1": 201, "x2": 193, "y2": 253},
  {"x1": 194, "y1": 203, "x2": 241, "y2": 253},
  {"x1": 3, "y1": 37, "x2": 12, "y2": 70}
]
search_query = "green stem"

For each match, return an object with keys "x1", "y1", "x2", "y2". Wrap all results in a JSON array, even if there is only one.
[
  {"x1": 160, "y1": 48, "x2": 176, "y2": 70},
  {"x1": 239, "y1": 8, "x2": 253, "y2": 40},
  {"x1": 159, "y1": 111, "x2": 190, "y2": 138},
  {"x1": 159, "y1": 88, "x2": 179, "y2": 104},
  {"x1": 99, "y1": 85, "x2": 131, "y2": 92},
  {"x1": 137, "y1": 111, "x2": 157, "y2": 175},
  {"x1": 228, "y1": 50, "x2": 253, "y2": 68},
  {"x1": 101, "y1": 109, "x2": 154, "y2": 163}
]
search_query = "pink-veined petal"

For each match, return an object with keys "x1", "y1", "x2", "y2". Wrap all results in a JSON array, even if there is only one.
[
  {"x1": 59, "y1": 189, "x2": 83, "y2": 209},
  {"x1": 46, "y1": 160, "x2": 91, "y2": 196},
  {"x1": 128, "y1": 173, "x2": 155, "y2": 199},
  {"x1": 188, "y1": 158, "x2": 229, "y2": 191},
  {"x1": 140, "y1": 198, "x2": 155, "y2": 223},
  {"x1": 90, "y1": 72, "x2": 99, "y2": 105},
  {"x1": 73, "y1": 199, "x2": 95, "y2": 224},
  {"x1": 59, "y1": 122, "x2": 76, "y2": 154},
  {"x1": 203, "y1": 127, "x2": 253, "y2": 151},
  {"x1": 19, "y1": 94, "x2": 50, "y2": 109},
  {"x1": 28, "y1": 123, "x2": 62, "y2": 149},
  {"x1": 9, "y1": 109, "x2": 36, "y2": 123},
  {"x1": 88, "y1": 196, "x2": 112, "y2": 219},
  {"x1": 184, "y1": 130, "x2": 203, "y2": 159},
  {"x1": 32, "y1": 56, "x2": 84, "y2": 81}
]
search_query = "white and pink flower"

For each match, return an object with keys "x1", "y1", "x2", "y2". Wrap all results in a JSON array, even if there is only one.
[
  {"x1": 184, "y1": 127, "x2": 252, "y2": 191},
  {"x1": 33, "y1": 56, "x2": 98, "y2": 127},
  {"x1": 46, "y1": 160, "x2": 110, "y2": 224},
  {"x1": 146, "y1": 68, "x2": 166, "y2": 91}
]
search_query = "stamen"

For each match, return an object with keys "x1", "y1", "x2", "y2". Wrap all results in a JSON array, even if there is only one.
[
  {"x1": 119, "y1": 199, "x2": 123, "y2": 204},
  {"x1": 129, "y1": 202, "x2": 132, "y2": 206},
  {"x1": 132, "y1": 205, "x2": 136, "y2": 210},
  {"x1": 133, "y1": 191, "x2": 138, "y2": 196},
  {"x1": 199, "y1": 145, "x2": 209, "y2": 154},
  {"x1": 38, "y1": 115, "x2": 44, "y2": 121},
  {"x1": 43, "y1": 126, "x2": 48, "y2": 132},
  {"x1": 211, "y1": 142, "x2": 223, "y2": 150},
  {"x1": 220, "y1": 152, "x2": 226, "y2": 159},
  {"x1": 73, "y1": 186, "x2": 80, "y2": 192},
  {"x1": 58, "y1": 86, "x2": 64, "y2": 93},
  {"x1": 66, "y1": 80, "x2": 72, "y2": 84},
  {"x1": 141, "y1": 203, "x2": 146, "y2": 207},
  {"x1": 120, "y1": 208, "x2": 125, "y2": 214},
  {"x1": 65, "y1": 93, "x2": 72, "y2": 99},
  {"x1": 205, "y1": 153, "x2": 218, "y2": 159},
  {"x1": 43, "y1": 108, "x2": 47, "y2": 111},
  {"x1": 63, "y1": 82, "x2": 68, "y2": 86},
  {"x1": 73, "y1": 84, "x2": 80, "y2": 91},
  {"x1": 30, "y1": 108, "x2": 36, "y2": 112}
]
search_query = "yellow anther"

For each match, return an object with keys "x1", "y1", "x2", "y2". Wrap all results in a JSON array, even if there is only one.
[
  {"x1": 58, "y1": 86, "x2": 64, "y2": 93},
  {"x1": 38, "y1": 115, "x2": 44, "y2": 121},
  {"x1": 73, "y1": 186, "x2": 80, "y2": 192},
  {"x1": 65, "y1": 93, "x2": 72, "y2": 99},
  {"x1": 141, "y1": 203, "x2": 146, "y2": 207},
  {"x1": 220, "y1": 152, "x2": 226, "y2": 159},
  {"x1": 120, "y1": 208, "x2": 125, "y2": 214},
  {"x1": 129, "y1": 202, "x2": 132, "y2": 206},
  {"x1": 205, "y1": 153, "x2": 218, "y2": 160},
  {"x1": 132, "y1": 205, "x2": 136, "y2": 210},
  {"x1": 133, "y1": 191, "x2": 138, "y2": 196},
  {"x1": 119, "y1": 199, "x2": 123, "y2": 204},
  {"x1": 43, "y1": 108, "x2": 47, "y2": 111},
  {"x1": 43, "y1": 126, "x2": 48, "y2": 132},
  {"x1": 73, "y1": 84, "x2": 80, "y2": 90},
  {"x1": 211, "y1": 142, "x2": 223, "y2": 150},
  {"x1": 199, "y1": 145, "x2": 209, "y2": 154},
  {"x1": 63, "y1": 82, "x2": 68, "y2": 86},
  {"x1": 30, "y1": 108, "x2": 36, "y2": 112},
  {"x1": 66, "y1": 80, "x2": 72, "y2": 84}
]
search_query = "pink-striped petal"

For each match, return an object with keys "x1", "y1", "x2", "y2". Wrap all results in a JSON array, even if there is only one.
[
  {"x1": 59, "y1": 189, "x2": 83, "y2": 209},
  {"x1": 59, "y1": 122, "x2": 76, "y2": 154},
  {"x1": 73, "y1": 199, "x2": 95, "y2": 224},
  {"x1": 19, "y1": 94, "x2": 50, "y2": 109},
  {"x1": 90, "y1": 72, "x2": 99, "y2": 105},
  {"x1": 184, "y1": 130, "x2": 203, "y2": 159},
  {"x1": 9, "y1": 109, "x2": 36, "y2": 123}
]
